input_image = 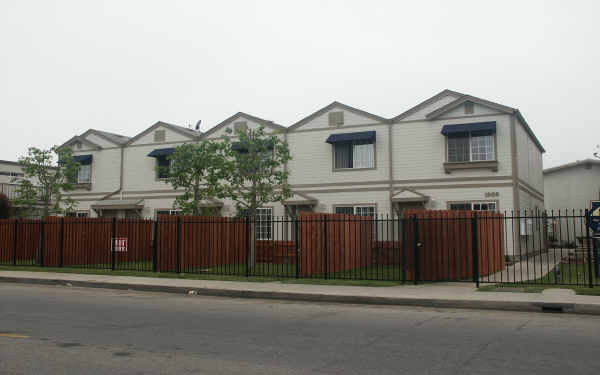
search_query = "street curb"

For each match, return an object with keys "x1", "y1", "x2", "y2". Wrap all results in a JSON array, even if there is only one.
[{"x1": 1, "y1": 276, "x2": 599, "y2": 316}]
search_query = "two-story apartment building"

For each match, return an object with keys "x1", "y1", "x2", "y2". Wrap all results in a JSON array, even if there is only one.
[{"x1": 59, "y1": 90, "x2": 545, "y2": 255}]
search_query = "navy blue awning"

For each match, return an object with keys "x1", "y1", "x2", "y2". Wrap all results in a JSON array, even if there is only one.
[
  {"x1": 325, "y1": 131, "x2": 376, "y2": 144},
  {"x1": 73, "y1": 155, "x2": 92, "y2": 165},
  {"x1": 441, "y1": 122, "x2": 496, "y2": 136},
  {"x1": 147, "y1": 148, "x2": 175, "y2": 157}
]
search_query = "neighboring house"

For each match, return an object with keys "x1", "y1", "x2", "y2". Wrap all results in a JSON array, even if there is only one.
[
  {"x1": 59, "y1": 90, "x2": 545, "y2": 257},
  {"x1": 0, "y1": 160, "x2": 27, "y2": 201},
  {"x1": 544, "y1": 159, "x2": 600, "y2": 241}
]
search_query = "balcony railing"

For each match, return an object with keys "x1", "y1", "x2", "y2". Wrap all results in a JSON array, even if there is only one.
[{"x1": 0, "y1": 183, "x2": 45, "y2": 202}]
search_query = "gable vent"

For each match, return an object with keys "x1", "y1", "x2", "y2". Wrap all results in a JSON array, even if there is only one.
[
  {"x1": 154, "y1": 130, "x2": 166, "y2": 142},
  {"x1": 328, "y1": 111, "x2": 344, "y2": 126}
]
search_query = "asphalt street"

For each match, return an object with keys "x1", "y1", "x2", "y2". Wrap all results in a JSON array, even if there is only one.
[{"x1": 0, "y1": 283, "x2": 599, "y2": 375}]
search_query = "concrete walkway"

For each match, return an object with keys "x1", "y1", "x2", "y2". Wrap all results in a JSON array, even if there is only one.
[
  {"x1": 481, "y1": 248, "x2": 565, "y2": 283},
  {"x1": 0, "y1": 270, "x2": 599, "y2": 315}
]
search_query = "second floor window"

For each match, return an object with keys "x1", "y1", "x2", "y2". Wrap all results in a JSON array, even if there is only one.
[
  {"x1": 447, "y1": 133, "x2": 494, "y2": 163},
  {"x1": 334, "y1": 140, "x2": 374, "y2": 169},
  {"x1": 156, "y1": 156, "x2": 170, "y2": 179},
  {"x1": 77, "y1": 164, "x2": 91, "y2": 183}
]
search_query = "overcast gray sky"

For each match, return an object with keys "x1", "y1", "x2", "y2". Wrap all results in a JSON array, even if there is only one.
[{"x1": 1, "y1": 0, "x2": 598, "y2": 168}]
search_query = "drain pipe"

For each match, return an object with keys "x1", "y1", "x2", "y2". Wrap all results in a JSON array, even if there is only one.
[{"x1": 100, "y1": 145, "x2": 124, "y2": 201}]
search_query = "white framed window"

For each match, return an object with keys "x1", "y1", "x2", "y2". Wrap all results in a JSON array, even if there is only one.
[
  {"x1": 77, "y1": 164, "x2": 91, "y2": 183},
  {"x1": 334, "y1": 140, "x2": 374, "y2": 169},
  {"x1": 449, "y1": 202, "x2": 497, "y2": 212},
  {"x1": 255, "y1": 207, "x2": 273, "y2": 240},
  {"x1": 66, "y1": 211, "x2": 89, "y2": 218},
  {"x1": 447, "y1": 133, "x2": 494, "y2": 163},
  {"x1": 156, "y1": 209, "x2": 181, "y2": 216},
  {"x1": 335, "y1": 205, "x2": 376, "y2": 217}
]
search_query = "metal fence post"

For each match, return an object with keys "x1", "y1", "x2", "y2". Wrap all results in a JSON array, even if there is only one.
[
  {"x1": 400, "y1": 216, "x2": 406, "y2": 284},
  {"x1": 152, "y1": 219, "x2": 158, "y2": 273},
  {"x1": 59, "y1": 217, "x2": 64, "y2": 268},
  {"x1": 412, "y1": 214, "x2": 419, "y2": 285},
  {"x1": 472, "y1": 212, "x2": 480, "y2": 288},
  {"x1": 12, "y1": 219, "x2": 18, "y2": 266},
  {"x1": 295, "y1": 217, "x2": 299, "y2": 279},
  {"x1": 40, "y1": 219, "x2": 45, "y2": 267},
  {"x1": 111, "y1": 217, "x2": 116, "y2": 271},
  {"x1": 323, "y1": 216, "x2": 328, "y2": 280},
  {"x1": 176, "y1": 216, "x2": 181, "y2": 274},
  {"x1": 245, "y1": 216, "x2": 250, "y2": 278},
  {"x1": 585, "y1": 209, "x2": 594, "y2": 288}
]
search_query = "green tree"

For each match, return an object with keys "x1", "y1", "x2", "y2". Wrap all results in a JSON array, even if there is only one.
[
  {"x1": 161, "y1": 142, "x2": 228, "y2": 216},
  {"x1": 221, "y1": 126, "x2": 292, "y2": 265},
  {"x1": 12, "y1": 146, "x2": 79, "y2": 217}
]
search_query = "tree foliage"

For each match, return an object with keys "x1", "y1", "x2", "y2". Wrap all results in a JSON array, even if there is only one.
[
  {"x1": 221, "y1": 126, "x2": 292, "y2": 217},
  {"x1": 162, "y1": 142, "x2": 228, "y2": 216},
  {"x1": 12, "y1": 146, "x2": 79, "y2": 217}
]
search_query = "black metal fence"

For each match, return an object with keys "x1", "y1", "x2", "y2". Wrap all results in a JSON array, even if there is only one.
[{"x1": 0, "y1": 210, "x2": 598, "y2": 287}]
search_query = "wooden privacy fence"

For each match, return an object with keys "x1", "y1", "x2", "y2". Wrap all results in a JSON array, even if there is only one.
[
  {"x1": 298, "y1": 211, "x2": 373, "y2": 277},
  {"x1": 402, "y1": 209, "x2": 505, "y2": 281},
  {"x1": 155, "y1": 216, "x2": 246, "y2": 272}
]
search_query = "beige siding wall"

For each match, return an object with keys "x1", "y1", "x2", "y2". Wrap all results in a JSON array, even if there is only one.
[
  {"x1": 85, "y1": 133, "x2": 116, "y2": 148},
  {"x1": 436, "y1": 103, "x2": 504, "y2": 118},
  {"x1": 515, "y1": 119, "x2": 544, "y2": 193},
  {"x1": 287, "y1": 124, "x2": 389, "y2": 185},
  {"x1": 72, "y1": 148, "x2": 121, "y2": 193},
  {"x1": 130, "y1": 125, "x2": 194, "y2": 146},
  {"x1": 0, "y1": 162, "x2": 26, "y2": 184},
  {"x1": 392, "y1": 114, "x2": 512, "y2": 180}
]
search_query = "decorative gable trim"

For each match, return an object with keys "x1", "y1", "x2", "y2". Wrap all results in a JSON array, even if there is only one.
[
  {"x1": 289, "y1": 101, "x2": 389, "y2": 130},
  {"x1": 392, "y1": 89, "x2": 464, "y2": 121},
  {"x1": 202, "y1": 112, "x2": 286, "y2": 138},
  {"x1": 80, "y1": 129, "x2": 130, "y2": 146},
  {"x1": 391, "y1": 189, "x2": 430, "y2": 203},
  {"x1": 426, "y1": 95, "x2": 515, "y2": 120},
  {"x1": 124, "y1": 121, "x2": 200, "y2": 146},
  {"x1": 59, "y1": 135, "x2": 102, "y2": 150}
]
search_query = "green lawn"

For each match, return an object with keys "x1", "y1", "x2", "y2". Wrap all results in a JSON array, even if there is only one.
[
  {"x1": 0, "y1": 263, "x2": 406, "y2": 287},
  {"x1": 478, "y1": 263, "x2": 600, "y2": 296}
]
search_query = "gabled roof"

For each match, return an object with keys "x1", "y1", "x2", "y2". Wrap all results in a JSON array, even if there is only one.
[
  {"x1": 202, "y1": 112, "x2": 286, "y2": 138},
  {"x1": 289, "y1": 101, "x2": 389, "y2": 130},
  {"x1": 424, "y1": 94, "x2": 545, "y2": 153},
  {"x1": 425, "y1": 95, "x2": 515, "y2": 120},
  {"x1": 543, "y1": 159, "x2": 600, "y2": 174},
  {"x1": 124, "y1": 121, "x2": 201, "y2": 146},
  {"x1": 283, "y1": 191, "x2": 318, "y2": 205},
  {"x1": 392, "y1": 89, "x2": 464, "y2": 121},
  {"x1": 82, "y1": 129, "x2": 131, "y2": 146},
  {"x1": 392, "y1": 189, "x2": 430, "y2": 203},
  {"x1": 58, "y1": 135, "x2": 102, "y2": 150}
]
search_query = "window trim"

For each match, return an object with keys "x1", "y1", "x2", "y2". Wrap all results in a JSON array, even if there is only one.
[
  {"x1": 444, "y1": 132, "x2": 498, "y2": 174},
  {"x1": 255, "y1": 207, "x2": 273, "y2": 241},
  {"x1": 447, "y1": 200, "x2": 499, "y2": 212},
  {"x1": 332, "y1": 141, "x2": 377, "y2": 172},
  {"x1": 333, "y1": 203, "x2": 377, "y2": 216}
]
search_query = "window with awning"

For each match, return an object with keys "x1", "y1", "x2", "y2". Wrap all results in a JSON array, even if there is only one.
[
  {"x1": 72, "y1": 155, "x2": 92, "y2": 183},
  {"x1": 442, "y1": 122, "x2": 496, "y2": 163},
  {"x1": 147, "y1": 148, "x2": 175, "y2": 179},
  {"x1": 326, "y1": 131, "x2": 376, "y2": 169}
]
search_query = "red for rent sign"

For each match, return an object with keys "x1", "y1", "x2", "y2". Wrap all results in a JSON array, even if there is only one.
[{"x1": 113, "y1": 238, "x2": 128, "y2": 252}]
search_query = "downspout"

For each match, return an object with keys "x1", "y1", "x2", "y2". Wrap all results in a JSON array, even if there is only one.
[
  {"x1": 100, "y1": 145, "x2": 124, "y2": 201},
  {"x1": 388, "y1": 119, "x2": 394, "y2": 217}
]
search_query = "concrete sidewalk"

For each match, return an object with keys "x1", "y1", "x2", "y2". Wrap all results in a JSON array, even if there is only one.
[{"x1": 1, "y1": 270, "x2": 599, "y2": 315}]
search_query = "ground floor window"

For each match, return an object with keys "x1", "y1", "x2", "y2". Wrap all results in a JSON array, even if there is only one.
[
  {"x1": 449, "y1": 202, "x2": 497, "y2": 212},
  {"x1": 255, "y1": 207, "x2": 273, "y2": 240},
  {"x1": 335, "y1": 205, "x2": 376, "y2": 217},
  {"x1": 66, "y1": 211, "x2": 89, "y2": 218},
  {"x1": 156, "y1": 209, "x2": 181, "y2": 216}
]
